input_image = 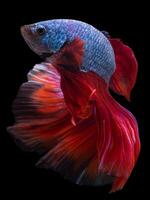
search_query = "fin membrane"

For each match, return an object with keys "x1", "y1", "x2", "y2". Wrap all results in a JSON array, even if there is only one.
[{"x1": 109, "y1": 38, "x2": 138, "y2": 100}]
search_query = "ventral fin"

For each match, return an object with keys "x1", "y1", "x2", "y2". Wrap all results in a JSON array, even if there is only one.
[
  {"x1": 59, "y1": 70, "x2": 96, "y2": 124},
  {"x1": 109, "y1": 38, "x2": 138, "y2": 101}
]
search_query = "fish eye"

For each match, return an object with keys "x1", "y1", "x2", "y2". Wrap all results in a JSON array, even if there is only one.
[{"x1": 36, "y1": 26, "x2": 46, "y2": 35}]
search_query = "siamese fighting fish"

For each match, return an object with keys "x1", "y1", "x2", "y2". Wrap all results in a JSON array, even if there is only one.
[{"x1": 8, "y1": 19, "x2": 141, "y2": 192}]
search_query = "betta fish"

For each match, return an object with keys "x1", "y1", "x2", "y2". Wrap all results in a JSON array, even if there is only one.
[{"x1": 8, "y1": 19, "x2": 141, "y2": 192}]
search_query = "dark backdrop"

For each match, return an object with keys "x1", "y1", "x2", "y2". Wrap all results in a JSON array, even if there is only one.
[{"x1": 2, "y1": 2, "x2": 146, "y2": 199}]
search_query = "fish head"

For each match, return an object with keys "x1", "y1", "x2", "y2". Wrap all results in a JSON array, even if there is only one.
[{"x1": 21, "y1": 20, "x2": 67, "y2": 58}]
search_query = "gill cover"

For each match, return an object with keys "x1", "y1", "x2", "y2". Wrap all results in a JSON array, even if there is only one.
[{"x1": 47, "y1": 29, "x2": 67, "y2": 52}]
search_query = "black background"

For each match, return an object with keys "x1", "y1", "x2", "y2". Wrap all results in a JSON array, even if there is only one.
[{"x1": 2, "y1": 1, "x2": 147, "y2": 199}]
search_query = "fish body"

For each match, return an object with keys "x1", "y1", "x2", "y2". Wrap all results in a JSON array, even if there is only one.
[
  {"x1": 21, "y1": 19, "x2": 115, "y2": 81},
  {"x1": 8, "y1": 19, "x2": 140, "y2": 192}
]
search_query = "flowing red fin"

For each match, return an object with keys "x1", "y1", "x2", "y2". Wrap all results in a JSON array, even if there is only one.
[
  {"x1": 94, "y1": 75, "x2": 140, "y2": 192},
  {"x1": 47, "y1": 68, "x2": 140, "y2": 191},
  {"x1": 8, "y1": 62, "x2": 109, "y2": 186},
  {"x1": 8, "y1": 60, "x2": 140, "y2": 192},
  {"x1": 36, "y1": 116, "x2": 98, "y2": 184},
  {"x1": 7, "y1": 63, "x2": 72, "y2": 152},
  {"x1": 109, "y1": 38, "x2": 138, "y2": 101},
  {"x1": 58, "y1": 69, "x2": 95, "y2": 124},
  {"x1": 52, "y1": 38, "x2": 93, "y2": 124},
  {"x1": 53, "y1": 38, "x2": 84, "y2": 72},
  {"x1": 59, "y1": 69, "x2": 140, "y2": 191}
]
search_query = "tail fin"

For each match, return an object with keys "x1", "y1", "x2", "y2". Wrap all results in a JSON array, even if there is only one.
[
  {"x1": 109, "y1": 38, "x2": 138, "y2": 101},
  {"x1": 93, "y1": 75, "x2": 140, "y2": 192},
  {"x1": 49, "y1": 68, "x2": 141, "y2": 192}
]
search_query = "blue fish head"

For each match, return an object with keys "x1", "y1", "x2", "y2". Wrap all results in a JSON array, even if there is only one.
[{"x1": 21, "y1": 20, "x2": 68, "y2": 57}]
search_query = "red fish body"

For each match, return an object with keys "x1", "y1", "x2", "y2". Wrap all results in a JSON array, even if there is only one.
[{"x1": 8, "y1": 19, "x2": 140, "y2": 192}]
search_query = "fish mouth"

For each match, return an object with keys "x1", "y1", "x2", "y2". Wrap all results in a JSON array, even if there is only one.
[
  {"x1": 21, "y1": 25, "x2": 40, "y2": 54},
  {"x1": 20, "y1": 25, "x2": 33, "y2": 44}
]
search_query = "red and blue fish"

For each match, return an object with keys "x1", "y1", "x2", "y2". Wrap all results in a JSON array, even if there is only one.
[{"x1": 8, "y1": 19, "x2": 141, "y2": 192}]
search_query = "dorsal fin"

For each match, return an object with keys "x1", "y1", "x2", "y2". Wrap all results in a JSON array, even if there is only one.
[
  {"x1": 101, "y1": 31, "x2": 110, "y2": 38},
  {"x1": 109, "y1": 38, "x2": 138, "y2": 101}
]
